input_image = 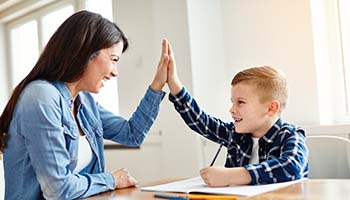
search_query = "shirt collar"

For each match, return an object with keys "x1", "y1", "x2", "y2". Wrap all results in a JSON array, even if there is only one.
[
  {"x1": 51, "y1": 81, "x2": 74, "y2": 109},
  {"x1": 261, "y1": 118, "x2": 283, "y2": 143}
]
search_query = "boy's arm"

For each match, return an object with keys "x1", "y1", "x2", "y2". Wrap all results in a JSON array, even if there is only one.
[
  {"x1": 169, "y1": 87, "x2": 234, "y2": 145},
  {"x1": 244, "y1": 130, "x2": 308, "y2": 184},
  {"x1": 166, "y1": 40, "x2": 234, "y2": 145}
]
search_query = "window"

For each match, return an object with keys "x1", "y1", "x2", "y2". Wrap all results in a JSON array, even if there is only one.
[
  {"x1": 10, "y1": 20, "x2": 39, "y2": 86},
  {"x1": 8, "y1": 3, "x2": 74, "y2": 88},
  {"x1": 310, "y1": 0, "x2": 350, "y2": 124},
  {"x1": 85, "y1": 0, "x2": 113, "y2": 21},
  {"x1": 338, "y1": 0, "x2": 350, "y2": 116},
  {"x1": 6, "y1": 0, "x2": 119, "y2": 115},
  {"x1": 42, "y1": 6, "x2": 74, "y2": 47}
]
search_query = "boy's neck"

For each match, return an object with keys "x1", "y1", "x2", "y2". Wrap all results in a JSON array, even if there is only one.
[{"x1": 251, "y1": 116, "x2": 279, "y2": 138}]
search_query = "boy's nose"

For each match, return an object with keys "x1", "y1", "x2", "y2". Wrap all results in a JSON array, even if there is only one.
[{"x1": 230, "y1": 105, "x2": 237, "y2": 114}]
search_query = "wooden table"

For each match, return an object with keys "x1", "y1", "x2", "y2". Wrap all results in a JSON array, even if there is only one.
[{"x1": 83, "y1": 179, "x2": 350, "y2": 200}]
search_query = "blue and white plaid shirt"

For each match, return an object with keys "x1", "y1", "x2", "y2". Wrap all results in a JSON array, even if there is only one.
[{"x1": 169, "y1": 87, "x2": 308, "y2": 185}]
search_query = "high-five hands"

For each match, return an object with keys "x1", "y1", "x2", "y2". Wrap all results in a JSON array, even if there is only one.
[
  {"x1": 150, "y1": 39, "x2": 183, "y2": 95},
  {"x1": 150, "y1": 39, "x2": 171, "y2": 92}
]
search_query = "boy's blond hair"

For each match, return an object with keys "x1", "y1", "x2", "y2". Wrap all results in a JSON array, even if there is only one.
[{"x1": 231, "y1": 66, "x2": 289, "y2": 112}]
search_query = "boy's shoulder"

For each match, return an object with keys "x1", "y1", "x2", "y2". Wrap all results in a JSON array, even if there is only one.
[
  {"x1": 279, "y1": 120, "x2": 305, "y2": 136},
  {"x1": 263, "y1": 119, "x2": 306, "y2": 142}
]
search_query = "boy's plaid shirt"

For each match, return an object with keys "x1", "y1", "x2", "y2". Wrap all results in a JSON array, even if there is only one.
[{"x1": 169, "y1": 87, "x2": 308, "y2": 184}]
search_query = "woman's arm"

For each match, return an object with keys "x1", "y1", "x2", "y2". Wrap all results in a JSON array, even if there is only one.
[{"x1": 101, "y1": 39, "x2": 171, "y2": 145}]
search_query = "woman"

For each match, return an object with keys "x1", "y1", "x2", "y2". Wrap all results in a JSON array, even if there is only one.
[{"x1": 0, "y1": 10, "x2": 170, "y2": 199}]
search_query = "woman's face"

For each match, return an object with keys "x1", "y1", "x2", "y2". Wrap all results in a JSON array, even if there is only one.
[{"x1": 79, "y1": 41, "x2": 124, "y2": 93}]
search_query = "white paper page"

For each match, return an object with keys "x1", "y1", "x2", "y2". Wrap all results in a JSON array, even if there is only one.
[
  {"x1": 142, "y1": 177, "x2": 204, "y2": 193},
  {"x1": 141, "y1": 176, "x2": 304, "y2": 196}
]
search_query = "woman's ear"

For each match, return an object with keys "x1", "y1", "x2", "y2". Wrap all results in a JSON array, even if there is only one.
[{"x1": 268, "y1": 100, "x2": 280, "y2": 116}]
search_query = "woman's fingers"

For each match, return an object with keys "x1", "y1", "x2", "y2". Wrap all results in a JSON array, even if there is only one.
[{"x1": 161, "y1": 39, "x2": 169, "y2": 58}]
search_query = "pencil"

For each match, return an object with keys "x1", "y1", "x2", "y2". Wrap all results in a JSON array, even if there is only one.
[
  {"x1": 209, "y1": 143, "x2": 223, "y2": 166},
  {"x1": 154, "y1": 193, "x2": 188, "y2": 200},
  {"x1": 187, "y1": 194, "x2": 237, "y2": 200}
]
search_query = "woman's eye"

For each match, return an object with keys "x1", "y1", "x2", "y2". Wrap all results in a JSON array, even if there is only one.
[
  {"x1": 238, "y1": 100, "x2": 245, "y2": 104},
  {"x1": 112, "y1": 58, "x2": 119, "y2": 62}
]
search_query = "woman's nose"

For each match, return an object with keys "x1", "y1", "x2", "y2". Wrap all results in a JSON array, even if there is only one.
[{"x1": 111, "y1": 66, "x2": 118, "y2": 77}]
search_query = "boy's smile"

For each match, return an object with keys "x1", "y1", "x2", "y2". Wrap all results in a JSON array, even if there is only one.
[{"x1": 230, "y1": 82, "x2": 276, "y2": 137}]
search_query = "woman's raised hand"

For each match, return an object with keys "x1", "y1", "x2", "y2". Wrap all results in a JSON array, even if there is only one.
[
  {"x1": 150, "y1": 38, "x2": 183, "y2": 95},
  {"x1": 150, "y1": 39, "x2": 170, "y2": 92}
]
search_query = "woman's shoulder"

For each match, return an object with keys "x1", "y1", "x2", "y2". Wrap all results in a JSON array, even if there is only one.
[{"x1": 19, "y1": 80, "x2": 62, "y2": 105}]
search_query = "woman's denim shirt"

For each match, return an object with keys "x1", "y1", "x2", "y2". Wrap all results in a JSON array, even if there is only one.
[{"x1": 4, "y1": 80, "x2": 165, "y2": 200}]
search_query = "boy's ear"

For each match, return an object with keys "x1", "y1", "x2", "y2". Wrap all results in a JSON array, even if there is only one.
[{"x1": 268, "y1": 100, "x2": 280, "y2": 116}]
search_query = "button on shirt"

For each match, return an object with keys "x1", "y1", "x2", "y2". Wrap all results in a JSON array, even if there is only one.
[
  {"x1": 169, "y1": 87, "x2": 308, "y2": 185},
  {"x1": 4, "y1": 80, "x2": 165, "y2": 200}
]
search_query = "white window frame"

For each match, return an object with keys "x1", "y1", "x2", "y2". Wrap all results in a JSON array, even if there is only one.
[
  {"x1": 337, "y1": 0, "x2": 350, "y2": 117},
  {"x1": 6, "y1": 0, "x2": 77, "y2": 88},
  {"x1": 5, "y1": 0, "x2": 120, "y2": 116},
  {"x1": 310, "y1": 0, "x2": 350, "y2": 124}
]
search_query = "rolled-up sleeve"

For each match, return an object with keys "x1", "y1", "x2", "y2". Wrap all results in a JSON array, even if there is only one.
[{"x1": 100, "y1": 86, "x2": 165, "y2": 146}]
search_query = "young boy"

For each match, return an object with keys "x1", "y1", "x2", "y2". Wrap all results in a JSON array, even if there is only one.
[{"x1": 165, "y1": 44, "x2": 308, "y2": 186}]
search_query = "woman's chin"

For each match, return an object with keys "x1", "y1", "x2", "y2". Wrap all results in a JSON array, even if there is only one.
[{"x1": 87, "y1": 87, "x2": 101, "y2": 94}]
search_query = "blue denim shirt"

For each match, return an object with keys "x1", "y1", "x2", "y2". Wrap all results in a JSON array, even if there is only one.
[{"x1": 4, "y1": 80, "x2": 165, "y2": 200}]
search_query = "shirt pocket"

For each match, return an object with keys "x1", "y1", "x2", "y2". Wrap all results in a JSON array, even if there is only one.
[
  {"x1": 89, "y1": 120, "x2": 104, "y2": 147},
  {"x1": 92, "y1": 120, "x2": 103, "y2": 138},
  {"x1": 62, "y1": 122, "x2": 79, "y2": 170}
]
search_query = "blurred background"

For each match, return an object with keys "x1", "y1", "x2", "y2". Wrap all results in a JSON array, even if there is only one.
[{"x1": 0, "y1": 0, "x2": 350, "y2": 188}]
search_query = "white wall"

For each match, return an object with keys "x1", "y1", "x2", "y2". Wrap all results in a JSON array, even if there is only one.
[
  {"x1": 105, "y1": 0, "x2": 203, "y2": 182},
  {"x1": 0, "y1": 24, "x2": 9, "y2": 111},
  {"x1": 186, "y1": 0, "x2": 230, "y2": 167},
  {"x1": 221, "y1": 0, "x2": 319, "y2": 125}
]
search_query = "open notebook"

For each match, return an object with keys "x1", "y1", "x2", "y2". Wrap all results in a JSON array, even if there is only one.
[{"x1": 141, "y1": 176, "x2": 304, "y2": 196}]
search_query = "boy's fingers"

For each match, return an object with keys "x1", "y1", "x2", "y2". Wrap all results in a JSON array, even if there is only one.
[{"x1": 168, "y1": 41, "x2": 174, "y2": 56}]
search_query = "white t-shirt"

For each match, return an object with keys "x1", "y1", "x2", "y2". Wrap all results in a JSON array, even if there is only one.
[
  {"x1": 73, "y1": 135, "x2": 93, "y2": 173},
  {"x1": 249, "y1": 137, "x2": 260, "y2": 164}
]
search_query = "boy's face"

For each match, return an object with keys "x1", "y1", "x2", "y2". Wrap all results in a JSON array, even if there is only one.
[{"x1": 230, "y1": 82, "x2": 273, "y2": 137}]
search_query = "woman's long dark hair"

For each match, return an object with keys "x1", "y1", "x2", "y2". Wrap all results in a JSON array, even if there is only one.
[{"x1": 0, "y1": 10, "x2": 128, "y2": 152}]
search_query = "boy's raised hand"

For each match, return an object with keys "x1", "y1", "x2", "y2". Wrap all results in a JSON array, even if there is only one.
[
  {"x1": 150, "y1": 39, "x2": 170, "y2": 92},
  {"x1": 166, "y1": 41, "x2": 183, "y2": 95}
]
